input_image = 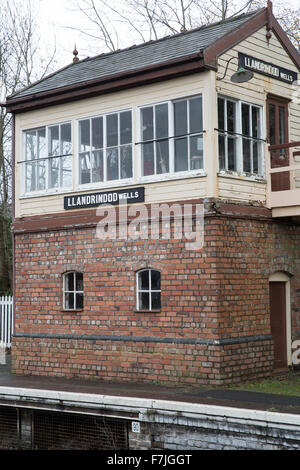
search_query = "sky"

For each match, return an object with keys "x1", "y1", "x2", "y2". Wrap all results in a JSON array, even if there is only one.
[{"x1": 37, "y1": 0, "x2": 299, "y2": 70}]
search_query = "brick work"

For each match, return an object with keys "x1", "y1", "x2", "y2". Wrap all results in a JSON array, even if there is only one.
[{"x1": 11, "y1": 201, "x2": 300, "y2": 385}]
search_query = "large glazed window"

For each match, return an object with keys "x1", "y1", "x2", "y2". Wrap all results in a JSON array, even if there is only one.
[
  {"x1": 141, "y1": 103, "x2": 169, "y2": 176},
  {"x1": 174, "y1": 96, "x2": 203, "y2": 172},
  {"x1": 24, "y1": 122, "x2": 72, "y2": 193},
  {"x1": 218, "y1": 97, "x2": 237, "y2": 172},
  {"x1": 78, "y1": 110, "x2": 133, "y2": 185},
  {"x1": 218, "y1": 96, "x2": 264, "y2": 176},
  {"x1": 140, "y1": 95, "x2": 204, "y2": 177}
]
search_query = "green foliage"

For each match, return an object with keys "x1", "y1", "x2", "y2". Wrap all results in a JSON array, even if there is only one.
[{"x1": 231, "y1": 371, "x2": 300, "y2": 397}]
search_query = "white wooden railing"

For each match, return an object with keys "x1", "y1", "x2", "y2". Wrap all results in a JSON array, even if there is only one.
[{"x1": 0, "y1": 296, "x2": 13, "y2": 348}]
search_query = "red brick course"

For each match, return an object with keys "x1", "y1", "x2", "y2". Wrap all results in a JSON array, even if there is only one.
[{"x1": 11, "y1": 202, "x2": 300, "y2": 385}]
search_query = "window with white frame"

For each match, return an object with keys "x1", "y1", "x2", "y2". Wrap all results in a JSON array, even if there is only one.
[
  {"x1": 140, "y1": 95, "x2": 204, "y2": 177},
  {"x1": 78, "y1": 110, "x2": 132, "y2": 185},
  {"x1": 218, "y1": 96, "x2": 264, "y2": 176},
  {"x1": 241, "y1": 102, "x2": 263, "y2": 175},
  {"x1": 63, "y1": 271, "x2": 84, "y2": 310},
  {"x1": 24, "y1": 122, "x2": 72, "y2": 193},
  {"x1": 136, "y1": 269, "x2": 161, "y2": 311}
]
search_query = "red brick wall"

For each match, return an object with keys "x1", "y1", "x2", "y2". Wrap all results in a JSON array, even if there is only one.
[{"x1": 11, "y1": 203, "x2": 300, "y2": 385}]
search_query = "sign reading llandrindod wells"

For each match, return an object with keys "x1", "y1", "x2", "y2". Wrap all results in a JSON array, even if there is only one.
[
  {"x1": 239, "y1": 52, "x2": 297, "y2": 84},
  {"x1": 64, "y1": 187, "x2": 145, "y2": 210}
]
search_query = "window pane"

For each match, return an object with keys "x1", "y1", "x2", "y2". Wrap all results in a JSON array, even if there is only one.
[
  {"x1": 25, "y1": 162, "x2": 35, "y2": 192},
  {"x1": 120, "y1": 111, "x2": 132, "y2": 145},
  {"x1": 92, "y1": 117, "x2": 103, "y2": 150},
  {"x1": 61, "y1": 123, "x2": 72, "y2": 155},
  {"x1": 243, "y1": 139, "x2": 251, "y2": 173},
  {"x1": 269, "y1": 104, "x2": 276, "y2": 146},
  {"x1": 80, "y1": 153, "x2": 91, "y2": 184},
  {"x1": 120, "y1": 145, "x2": 132, "y2": 179},
  {"x1": 38, "y1": 162, "x2": 46, "y2": 190},
  {"x1": 190, "y1": 135, "x2": 203, "y2": 170},
  {"x1": 279, "y1": 106, "x2": 286, "y2": 145},
  {"x1": 48, "y1": 125, "x2": 60, "y2": 156},
  {"x1": 156, "y1": 140, "x2": 169, "y2": 174},
  {"x1": 218, "y1": 98, "x2": 225, "y2": 130},
  {"x1": 49, "y1": 157, "x2": 59, "y2": 188},
  {"x1": 65, "y1": 293, "x2": 74, "y2": 310},
  {"x1": 151, "y1": 270, "x2": 161, "y2": 290},
  {"x1": 79, "y1": 120, "x2": 90, "y2": 152},
  {"x1": 227, "y1": 101, "x2": 235, "y2": 133},
  {"x1": 107, "y1": 114, "x2": 118, "y2": 147},
  {"x1": 253, "y1": 141, "x2": 258, "y2": 174},
  {"x1": 26, "y1": 161, "x2": 45, "y2": 192},
  {"x1": 139, "y1": 270, "x2": 149, "y2": 290},
  {"x1": 155, "y1": 104, "x2": 168, "y2": 139},
  {"x1": 218, "y1": 135, "x2": 225, "y2": 170},
  {"x1": 65, "y1": 272, "x2": 74, "y2": 291},
  {"x1": 76, "y1": 272, "x2": 83, "y2": 291},
  {"x1": 174, "y1": 100, "x2": 187, "y2": 137},
  {"x1": 61, "y1": 155, "x2": 72, "y2": 187},
  {"x1": 189, "y1": 97, "x2": 203, "y2": 134},
  {"x1": 76, "y1": 293, "x2": 84, "y2": 310},
  {"x1": 25, "y1": 130, "x2": 37, "y2": 160},
  {"x1": 107, "y1": 147, "x2": 119, "y2": 180},
  {"x1": 252, "y1": 107, "x2": 260, "y2": 138},
  {"x1": 141, "y1": 107, "x2": 153, "y2": 141},
  {"x1": 139, "y1": 292, "x2": 149, "y2": 310},
  {"x1": 92, "y1": 150, "x2": 103, "y2": 183},
  {"x1": 151, "y1": 292, "x2": 161, "y2": 310},
  {"x1": 175, "y1": 137, "x2": 188, "y2": 172},
  {"x1": 228, "y1": 138, "x2": 236, "y2": 171},
  {"x1": 37, "y1": 128, "x2": 46, "y2": 158},
  {"x1": 142, "y1": 142, "x2": 154, "y2": 176},
  {"x1": 242, "y1": 104, "x2": 250, "y2": 136}
]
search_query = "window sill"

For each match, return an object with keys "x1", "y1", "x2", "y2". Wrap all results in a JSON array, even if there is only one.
[
  {"x1": 134, "y1": 310, "x2": 161, "y2": 313},
  {"x1": 19, "y1": 171, "x2": 207, "y2": 199},
  {"x1": 137, "y1": 170, "x2": 206, "y2": 184},
  {"x1": 217, "y1": 171, "x2": 266, "y2": 183},
  {"x1": 61, "y1": 309, "x2": 84, "y2": 313}
]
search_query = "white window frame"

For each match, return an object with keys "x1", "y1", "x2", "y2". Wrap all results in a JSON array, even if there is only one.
[
  {"x1": 240, "y1": 101, "x2": 264, "y2": 176},
  {"x1": 22, "y1": 121, "x2": 72, "y2": 195},
  {"x1": 136, "y1": 269, "x2": 161, "y2": 311},
  {"x1": 63, "y1": 271, "x2": 84, "y2": 311},
  {"x1": 138, "y1": 94, "x2": 205, "y2": 182},
  {"x1": 217, "y1": 96, "x2": 239, "y2": 173},
  {"x1": 77, "y1": 108, "x2": 134, "y2": 188},
  {"x1": 217, "y1": 95, "x2": 265, "y2": 178}
]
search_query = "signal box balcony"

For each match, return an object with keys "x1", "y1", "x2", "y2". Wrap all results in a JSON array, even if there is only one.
[{"x1": 267, "y1": 141, "x2": 300, "y2": 218}]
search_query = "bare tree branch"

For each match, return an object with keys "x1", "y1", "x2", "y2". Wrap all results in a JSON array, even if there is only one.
[{"x1": 0, "y1": 0, "x2": 57, "y2": 292}]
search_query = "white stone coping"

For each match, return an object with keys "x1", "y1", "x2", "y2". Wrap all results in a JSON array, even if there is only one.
[{"x1": 0, "y1": 386, "x2": 299, "y2": 428}]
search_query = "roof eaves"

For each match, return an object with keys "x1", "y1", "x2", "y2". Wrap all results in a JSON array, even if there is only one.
[
  {"x1": 5, "y1": 52, "x2": 206, "y2": 113},
  {"x1": 7, "y1": 60, "x2": 88, "y2": 100}
]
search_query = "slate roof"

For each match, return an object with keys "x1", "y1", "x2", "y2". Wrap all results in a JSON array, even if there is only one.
[{"x1": 9, "y1": 9, "x2": 263, "y2": 100}]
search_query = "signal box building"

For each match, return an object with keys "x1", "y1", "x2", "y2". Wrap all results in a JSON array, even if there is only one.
[{"x1": 6, "y1": 5, "x2": 300, "y2": 386}]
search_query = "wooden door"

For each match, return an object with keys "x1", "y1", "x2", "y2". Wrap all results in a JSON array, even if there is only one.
[
  {"x1": 267, "y1": 96, "x2": 290, "y2": 191},
  {"x1": 269, "y1": 281, "x2": 287, "y2": 370}
]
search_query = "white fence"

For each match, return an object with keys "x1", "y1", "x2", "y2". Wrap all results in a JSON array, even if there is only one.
[{"x1": 0, "y1": 296, "x2": 13, "y2": 348}]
